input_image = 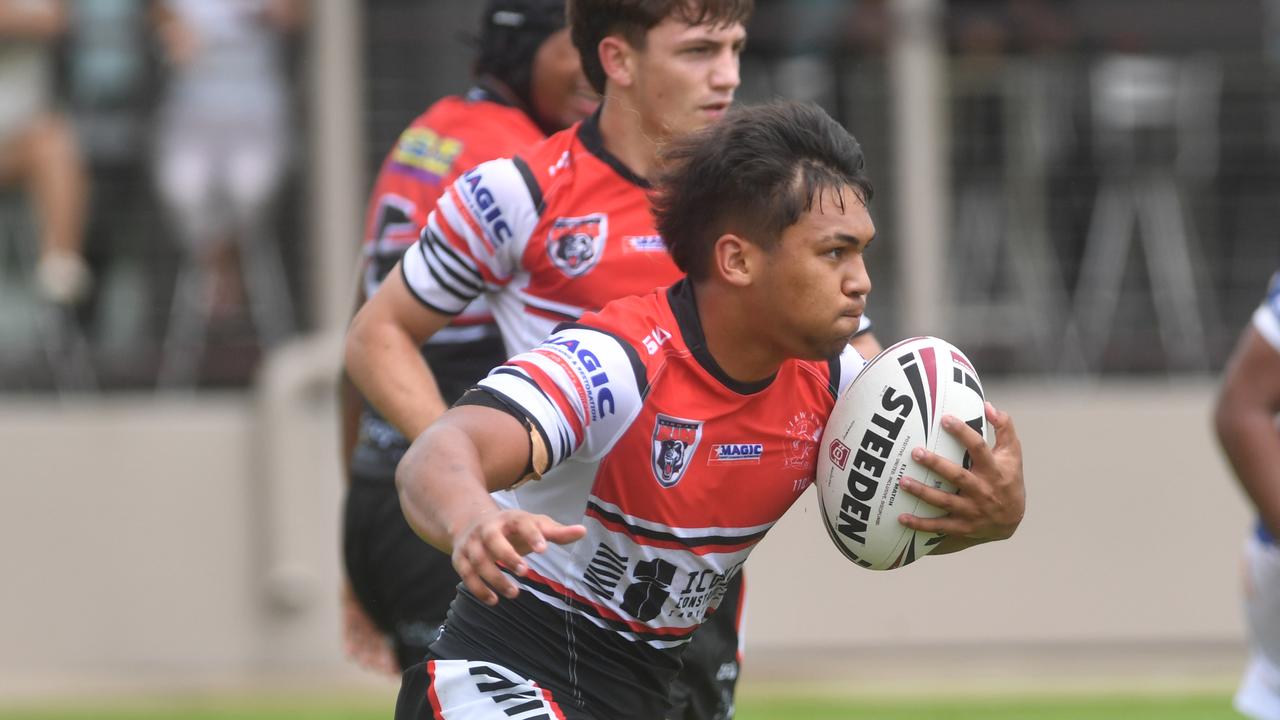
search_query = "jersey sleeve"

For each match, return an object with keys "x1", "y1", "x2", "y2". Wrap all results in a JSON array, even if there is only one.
[
  {"x1": 363, "y1": 190, "x2": 429, "y2": 297},
  {"x1": 1252, "y1": 270, "x2": 1280, "y2": 352},
  {"x1": 361, "y1": 125, "x2": 445, "y2": 298},
  {"x1": 833, "y1": 343, "x2": 867, "y2": 399},
  {"x1": 400, "y1": 157, "x2": 542, "y2": 315},
  {"x1": 473, "y1": 326, "x2": 647, "y2": 473}
]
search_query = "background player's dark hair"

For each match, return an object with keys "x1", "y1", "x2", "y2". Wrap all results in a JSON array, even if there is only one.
[
  {"x1": 653, "y1": 101, "x2": 874, "y2": 282},
  {"x1": 474, "y1": 0, "x2": 567, "y2": 109},
  {"x1": 567, "y1": 0, "x2": 753, "y2": 95}
]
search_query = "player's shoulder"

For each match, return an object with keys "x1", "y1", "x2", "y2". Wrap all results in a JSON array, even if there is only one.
[
  {"x1": 1253, "y1": 269, "x2": 1280, "y2": 351},
  {"x1": 571, "y1": 287, "x2": 678, "y2": 370},
  {"x1": 1265, "y1": 270, "x2": 1280, "y2": 312},
  {"x1": 807, "y1": 343, "x2": 867, "y2": 401},
  {"x1": 514, "y1": 121, "x2": 587, "y2": 187},
  {"x1": 421, "y1": 94, "x2": 539, "y2": 140}
]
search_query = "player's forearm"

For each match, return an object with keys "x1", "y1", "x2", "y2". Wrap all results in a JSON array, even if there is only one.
[
  {"x1": 395, "y1": 423, "x2": 500, "y2": 554},
  {"x1": 344, "y1": 320, "x2": 448, "y2": 442},
  {"x1": 1216, "y1": 403, "x2": 1280, "y2": 537},
  {"x1": 338, "y1": 368, "x2": 364, "y2": 483}
]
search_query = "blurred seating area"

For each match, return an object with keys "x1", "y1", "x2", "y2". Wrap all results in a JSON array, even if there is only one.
[
  {"x1": 0, "y1": 0, "x2": 306, "y2": 393},
  {"x1": 2, "y1": 0, "x2": 1279, "y2": 393},
  {"x1": 739, "y1": 0, "x2": 1280, "y2": 375}
]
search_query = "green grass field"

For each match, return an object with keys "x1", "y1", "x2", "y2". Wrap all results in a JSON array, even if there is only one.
[{"x1": 0, "y1": 691, "x2": 1240, "y2": 720}]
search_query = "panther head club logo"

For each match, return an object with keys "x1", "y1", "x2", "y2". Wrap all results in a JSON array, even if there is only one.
[
  {"x1": 547, "y1": 213, "x2": 607, "y2": 278},
  {"x1": 651, "y1": 414, "x2": 703, "y2": 488}
]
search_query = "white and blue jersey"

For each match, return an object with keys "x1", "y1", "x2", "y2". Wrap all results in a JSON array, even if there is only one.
[{"x1": 1253, "y1": 270, "x2": 1280, "y2": 547}]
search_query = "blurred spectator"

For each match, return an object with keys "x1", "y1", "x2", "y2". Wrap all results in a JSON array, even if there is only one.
[
  {"x1": 0, "y1": 0, "x2": 92, "y2": 306},
  {"x1": 151, "y1": 0, "x2": 304, "y2": 387}
]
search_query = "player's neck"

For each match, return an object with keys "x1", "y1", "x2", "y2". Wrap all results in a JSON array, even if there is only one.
[
  {"x1": 597, "y1": 94, "x2": 659, "y2": 181},
  {"x1": 695, "y1": 281, "x2": 785, "y2": 384}
]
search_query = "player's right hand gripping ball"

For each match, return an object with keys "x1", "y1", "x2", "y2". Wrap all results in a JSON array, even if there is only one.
[{"x1": 816, "y1": 336, "x2": 994, "y2": 570}]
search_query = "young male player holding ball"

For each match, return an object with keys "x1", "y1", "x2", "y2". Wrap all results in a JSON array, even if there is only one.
[{"x1": 389, "y1": 100, "x2": 1026, "y2": 720}]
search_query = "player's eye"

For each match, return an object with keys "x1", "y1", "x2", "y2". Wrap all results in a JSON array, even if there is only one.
[{"x1": 825, "y1": 247, "x2": 845, "y2": 260}]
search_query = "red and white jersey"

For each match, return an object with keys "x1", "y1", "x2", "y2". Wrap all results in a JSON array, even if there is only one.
[
  {"x1": 471, "y1": 281, "x2": 866, "y2": 651},
  {"x1": 401, "y1": 111, "x2": 685, "y2": 356},
  {"x1": 364, "y1": 86, "x2": 544, "y2": 344},
  {"x1": 1254, "y1": 270, "x2": 1280, "y2": 352}
]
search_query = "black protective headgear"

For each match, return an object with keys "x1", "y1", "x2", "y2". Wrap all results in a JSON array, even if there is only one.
[{"x1": 474, "y1": 0, "x2": 568, "y2": 111}]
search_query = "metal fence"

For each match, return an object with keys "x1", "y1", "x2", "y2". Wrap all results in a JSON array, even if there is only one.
[{"x1": 2, "y1": 0, "x2": 1278, "y2": 393}]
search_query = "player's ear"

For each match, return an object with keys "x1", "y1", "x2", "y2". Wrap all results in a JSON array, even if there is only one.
[
  {"x1": 598, "y1": 34, "x2": 635, "y2": 88},
  {"x1": 712, "y1": 233, "x2": 753, "y2": 287}
]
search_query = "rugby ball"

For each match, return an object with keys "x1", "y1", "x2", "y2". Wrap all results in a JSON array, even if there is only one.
[{"x1": 816, "y1": 336, "x2": 993, "y2": 570}]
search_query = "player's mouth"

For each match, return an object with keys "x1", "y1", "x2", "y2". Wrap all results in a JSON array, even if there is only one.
[{"x1": 701, "y1": 102, "x2": 731, "y2": 118}]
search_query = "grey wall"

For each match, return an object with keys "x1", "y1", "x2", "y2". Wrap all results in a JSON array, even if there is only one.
[{"x1": 0, "y1": 377, "x2": 1252, "y2": 692}]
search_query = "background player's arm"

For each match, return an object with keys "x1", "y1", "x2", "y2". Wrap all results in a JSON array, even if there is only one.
[
  {"x1": 0, "y1": 0, "x2": 66, "y2": 37},
  {"x1": 338, "y1": 283, "x2": 398, "y2": 676},
  {"x1": 339, "y1": 286, "x2": 368, "y2": 477},
  {"x1": 344, "y1": 263, "x2": 455, "y2": 442},
  {"x1": 1215, "y1": 325, "x2": 1280, "y2": 537},
  {"x1": 396, "y1": 404, "x2": 586, "y2": 605}
]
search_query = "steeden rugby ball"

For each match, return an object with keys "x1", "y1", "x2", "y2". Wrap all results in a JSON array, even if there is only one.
[{"x1": 816, "y1": 336, "x2": 993, "y2": 570}]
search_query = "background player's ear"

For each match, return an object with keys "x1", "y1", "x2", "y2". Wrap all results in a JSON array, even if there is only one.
[
  {"x1": 712, "y1": 233, "x2": 753, "y2": 287},
  {"x1": 597, "y1": 35, "x2": 635, "y2": 88}
]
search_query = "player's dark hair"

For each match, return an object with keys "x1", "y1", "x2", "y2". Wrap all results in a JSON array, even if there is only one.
[
  {"x1": 475, "y1": 0, "x2": 567, "y2": 110},
  {"x1": 567, "y1": 0, "x2": 753, "y2": 94},
  {"x1": 652, "y1": 101, "x2": 874, "y2": 282}
]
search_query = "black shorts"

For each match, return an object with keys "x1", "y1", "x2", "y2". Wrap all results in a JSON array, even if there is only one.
[
  {"x1": 343, "y1": 474, "x2": 459, "y2": 670},
  {"x1": 393, "y1": 572, "x2": 747, "y2": 719},
  {"x1": 343, "y1": 334, "x2": 507, "y2": 670},
  {"x1": 667, "y1": 571, "x2": 744, "y2": 720}
]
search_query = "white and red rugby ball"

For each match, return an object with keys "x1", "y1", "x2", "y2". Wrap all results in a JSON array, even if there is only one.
[{"x1": 816, "y1": 336, "x2": 993, "y2": 570}]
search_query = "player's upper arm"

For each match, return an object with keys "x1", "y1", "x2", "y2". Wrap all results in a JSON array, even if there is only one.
[
  {"x1": 401, "y1": 158, "x2": 542, "y2": 314},
  {"x1": 1217, "y1": 325, "x2": 1280, "y2": 427},
  {"x1": 432, "y1": 403, "x2": 536, "y2": 493},
  {"x1": 350, "y1": 259, "x2": 455, "y2": 348},
  {"x1": 467, "y1": 326, "x2": 648, "y2": 475}
]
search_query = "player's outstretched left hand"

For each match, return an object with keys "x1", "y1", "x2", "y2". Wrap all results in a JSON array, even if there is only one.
[
  {"x1": 452, "y1": 509, "x2": 587, "y2": 606},
  {"x1": 896, "y1": 402, "x2": 1025, "y2": 543}
]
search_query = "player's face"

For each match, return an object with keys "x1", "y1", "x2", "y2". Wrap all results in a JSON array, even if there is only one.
[
  {"x1": 630, "y1": 18, "x2": 745, "y2": 139},
  {"x1": 757, "y1": 185, "x2": 874, "y2": 360},
  {"x1": 530, "y1": 28, "x2": 599, "y2": 131}
]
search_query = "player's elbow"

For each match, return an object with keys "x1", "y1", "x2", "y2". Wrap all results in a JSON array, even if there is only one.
[{"x1": 1213, "y1": 382, "x2": 1257, "y2": 450}]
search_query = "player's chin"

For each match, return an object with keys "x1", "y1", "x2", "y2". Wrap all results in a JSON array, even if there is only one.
[{"x1": 801, "y1": 333, "x2": 854, "y2": 360}]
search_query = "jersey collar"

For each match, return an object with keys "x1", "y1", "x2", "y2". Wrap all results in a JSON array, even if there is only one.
[
  {"x1": 577, "y1": 105, "x2": 652, "y2": 190},
  {"x1": 467, "y1": 79, "x2": 516, "y2": 107},
  {"x1": 666, "y1": 279, "x2": 776, "y2": 395}
]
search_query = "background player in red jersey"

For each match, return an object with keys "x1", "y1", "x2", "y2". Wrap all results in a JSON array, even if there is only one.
[
  {"x1": 340, "y1": 0, "x2": 597, "y2": 675},
  {"x1": 389, "y1": 100, "x2": 1025, "y2": 720}
]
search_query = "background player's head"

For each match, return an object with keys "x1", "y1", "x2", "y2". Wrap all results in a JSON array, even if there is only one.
[
  {"x1": 476, "y1": 0, "x2": 598, "y2": 133},
  {"x1": 654, "y1": 101, "x2": 876, "y2": 360},
  {"x1": 568, "y1": 0, "x2": 752, "y2": 139}
]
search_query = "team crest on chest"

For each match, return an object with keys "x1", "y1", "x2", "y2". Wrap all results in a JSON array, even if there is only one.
[
  {"x1": 651, "y1": 414, "x2": 703, "y2": 488},
  {"x1": 783, "y1": 410, "x2": 823, "y2": 471},
  {"x1": 547, "y1": 213, "x2": 607, "y2": 277}
]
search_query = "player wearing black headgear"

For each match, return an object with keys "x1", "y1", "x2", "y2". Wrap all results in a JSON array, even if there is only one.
[
  {"x1": 340, "y1": 0, "x2": 597, "y2": 675},
  {"x1": 475, "y1": 0, "x2": 596, "y2": 134}
]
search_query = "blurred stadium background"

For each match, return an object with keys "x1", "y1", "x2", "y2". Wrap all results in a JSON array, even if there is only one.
[{"x1": 3, "y1": 0, "x2": 1278, "y2": 716}]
